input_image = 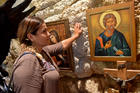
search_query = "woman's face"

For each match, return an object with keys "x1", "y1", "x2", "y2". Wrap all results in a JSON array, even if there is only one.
[
  {"x1": 106, "y1": 17, "x2": 116, "y2": 31},
  {"x1": 30, "y1": 23, "x2": 51, "y2": 48}
]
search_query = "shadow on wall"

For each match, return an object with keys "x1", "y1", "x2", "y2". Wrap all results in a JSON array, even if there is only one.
[{"x1": 0, "y1": 0, "x2": 35, "y2": 65}]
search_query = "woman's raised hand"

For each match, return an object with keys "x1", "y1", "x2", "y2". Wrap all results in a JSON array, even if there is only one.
[{"x1": 74, "y1": 23, "x2": 82, "y2": 38}]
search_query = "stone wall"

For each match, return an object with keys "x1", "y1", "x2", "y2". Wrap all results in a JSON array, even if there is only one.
[{"x1": 4, "y1": 0, "x2": 140, "y2": 92}]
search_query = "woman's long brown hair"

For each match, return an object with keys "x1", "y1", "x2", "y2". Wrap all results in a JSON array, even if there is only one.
[{"x1": 17, "y1": 16, "x2": 44, "y2": 46}]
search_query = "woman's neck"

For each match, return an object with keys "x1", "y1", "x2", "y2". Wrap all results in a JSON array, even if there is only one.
[
  {"x1": 32, "y1": 43, "x2": 43, "y2": 53},
  {"x1": 20, "y1": 44, "x2": 42, "y2": 54},
  {"x1": 20, "y1": 44, "x2": 44, "y2": 60}
]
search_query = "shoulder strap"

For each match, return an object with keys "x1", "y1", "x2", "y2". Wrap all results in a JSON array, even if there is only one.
[{"x1": 8, "y1": 52, "x2": 36, "y2": 87}]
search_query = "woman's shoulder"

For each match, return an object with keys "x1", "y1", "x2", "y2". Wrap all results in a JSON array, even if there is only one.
[{"x1": 14, "y1": 52, "x2": 37, "y2": 64}]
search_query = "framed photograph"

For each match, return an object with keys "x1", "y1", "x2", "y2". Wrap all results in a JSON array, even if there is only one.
[
  {"x1": 46, "y1": 19, "x2": 74, "y2": 70},
  {"x1": 86, "y1": 1, "x2": 136, "y2": 62}
]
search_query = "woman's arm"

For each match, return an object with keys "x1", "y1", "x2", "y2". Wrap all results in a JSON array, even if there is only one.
[
  {"x1": 42, "y1": 23, "x2": 82, "y2": 56},
  {"x1": 62, "y1": 23, "x2": 82, "y2": 50}
]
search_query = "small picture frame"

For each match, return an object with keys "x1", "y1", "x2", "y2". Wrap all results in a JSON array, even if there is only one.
[
  {"x1": 46, "y1": 19, "x2": 74, "y2": 70},
  {"x1": 86, "y1": 1, "x2": 136, "y2": 62}
]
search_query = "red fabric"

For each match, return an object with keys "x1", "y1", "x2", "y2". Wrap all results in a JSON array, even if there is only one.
[{"x1": 97, "y1": 36, "x2": 104, "y2": 48}]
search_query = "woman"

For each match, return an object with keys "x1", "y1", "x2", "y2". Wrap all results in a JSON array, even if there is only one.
[{"x1": 13, "y1": 16, "x2": 82, "y2": 93}]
